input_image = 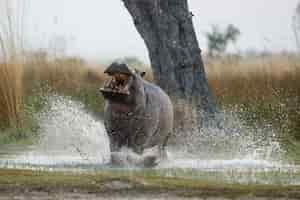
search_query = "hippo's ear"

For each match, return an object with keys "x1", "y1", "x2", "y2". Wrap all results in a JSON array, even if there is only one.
[{"x1": 141, "y1": 71, "x2": 146, "y2": 78}]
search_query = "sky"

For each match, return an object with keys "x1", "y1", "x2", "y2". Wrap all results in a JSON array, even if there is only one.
[{"x1": 22, "y1": 0, "x2": 300, "y2": 63}]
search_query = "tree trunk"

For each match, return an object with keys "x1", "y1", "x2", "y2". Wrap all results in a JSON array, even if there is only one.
[{"x1": 122, "y1": 0, "x2": 217, "y2": 127}]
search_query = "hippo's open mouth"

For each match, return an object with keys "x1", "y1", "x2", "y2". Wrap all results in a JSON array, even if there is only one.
[{"x1": 100, "y1": 73, "x2": 131, "y2": 100}]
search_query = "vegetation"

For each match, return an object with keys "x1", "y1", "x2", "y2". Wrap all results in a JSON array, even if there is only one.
[
  {"x1": 0, "y1": 63, "x2": 23, "y2": 129},
  {"x1": 0, "y1": 0, "x2": 31, "y2": 145},
  {"x1": 0, "y1": 0, "x2": 26, "y2": 129},
  {"x1": 206, "y1": 24, "x2": 241, "y2": 57},
  {"x1": 206, "y1": 54, "x2": 300, "y2": 163},
  {"x1": 1, "y1": 51, "x2": 300, "y2": 163},
  {"x1": 23, "y1": 53, "x2": 106, "y2": 115},
  {"x1": 0, "y1": 169, "x2": 299, "y2": 198}
]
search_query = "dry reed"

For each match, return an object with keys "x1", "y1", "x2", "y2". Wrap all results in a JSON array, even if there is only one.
[
  {"x1": 0, "y1": 63, "x2": 23, "y2": 127},
  {"x1": 23, "y1": 56, "x2": 105, "y2": 95},
  {"x1": 205, "y1": 55, "x2": 300, "y2": 104},
  {"x1": 0, "y1": 0, "x2": 26, "y2": 128}
]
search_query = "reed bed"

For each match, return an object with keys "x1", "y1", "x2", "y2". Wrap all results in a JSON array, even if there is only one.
[
  {"x1": 0, "y1": 63, "x2": 23, "y2": 128},
  {"x1": 0, "y1": 0, "x2": 26, "y2": 128},
  {"x1": 206, "y1": 55, "x2": 300, "y2": 104},
  {"x1": 23, "y1": 55, "x2": 105, "y2": 94}
]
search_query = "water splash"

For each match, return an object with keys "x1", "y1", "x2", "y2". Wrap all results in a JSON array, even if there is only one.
[
  {"x1": 156, "y1": 106, "x2": 293, "y2": 171},
  {"x1": 0, "y1": 95, "x2": 110, "y2": 169},
  {"x1": 171, "y1": 107, "x2": 285, "y2": 160},
  {"x1": 0, "y1": 95, "x2": 298, "y2": 175}
]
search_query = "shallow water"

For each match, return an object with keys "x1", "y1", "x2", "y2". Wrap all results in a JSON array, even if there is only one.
[{"x1": 0, "y1": 95, "x2": 299, "y2": 185}]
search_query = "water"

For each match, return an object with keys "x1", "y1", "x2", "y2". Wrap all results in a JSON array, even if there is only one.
[
  {"x1": 0, "y1": 95, "x2": 110, "y2": 168},
  {"x1": 0, "y1": 95, "x2": 299, "y2": 185}
]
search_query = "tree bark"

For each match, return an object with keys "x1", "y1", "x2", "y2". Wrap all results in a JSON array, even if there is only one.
[{"x1": 122, "y1": 0, "x2": 217, "y2": 126}]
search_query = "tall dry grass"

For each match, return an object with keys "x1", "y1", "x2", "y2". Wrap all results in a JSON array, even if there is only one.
[
  {"x1": 0, "y1": 63, "x2": 23, "y2": 127},
  {"x1": 23, "y1": 53, "x2": 300, "y2": 107},
  {"x1": 23, "y1": 54, "x2": 105, "y2": 95},
  {"x1": 205, "y1": 55, "x2": 300, "y2": 104},
  {"x1": 0, "y1": 1, "x2": 26, "y2": 128}
]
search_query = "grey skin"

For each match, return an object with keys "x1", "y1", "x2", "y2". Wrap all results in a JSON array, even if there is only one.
[{"x1": 100, "y1": 63, "x2": 173, "y2": 167}]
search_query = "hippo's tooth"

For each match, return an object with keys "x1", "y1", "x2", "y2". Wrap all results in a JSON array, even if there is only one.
[
  {"x1": 104, "y1": 80, "x2": 110, "y2": 87},
  {"x1": 122, "y1": 85, "x2": 130, "y2": 94}
]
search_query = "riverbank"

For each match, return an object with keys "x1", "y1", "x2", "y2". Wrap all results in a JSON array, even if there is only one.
[
  {"x1": 0, "y1": 169, "x2": 299, "y2": 199},
  {"x1": 1, "y1": 192, "x2": 299, "y2": 200}
]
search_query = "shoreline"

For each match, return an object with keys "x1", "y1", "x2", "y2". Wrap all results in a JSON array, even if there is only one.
[{"x1": 0, "y1": 169, "x2": 299, "y2": 199}]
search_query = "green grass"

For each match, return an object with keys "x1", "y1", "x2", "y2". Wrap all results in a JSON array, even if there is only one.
[
  {"x1": 0, "y1": 93, "x2": 47, "y2": 146},
  {"x1": 284, "y1": 139, "x2": 300, "y2": 164},
  {"x1": 0, "y1": 169, "x2": 299, "y2": 198},
  {"x1": 0, "y1": 127, "x2": 38, "y2": 147},
  {"x1": 218, "y1": 100, "x2": 300, "y2": 164},
  {"x1": 66, "y1": 87, "x2": 105, "y2": 116}
]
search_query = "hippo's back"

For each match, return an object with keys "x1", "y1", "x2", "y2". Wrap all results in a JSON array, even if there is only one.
[{"x1": 144, "y1": 81, "x2": 173, "y2": 115}]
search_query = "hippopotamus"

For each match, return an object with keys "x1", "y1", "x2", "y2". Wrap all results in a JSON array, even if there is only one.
[{"x1": 100, "y1": 62, "x2": 173, "y2": 167}]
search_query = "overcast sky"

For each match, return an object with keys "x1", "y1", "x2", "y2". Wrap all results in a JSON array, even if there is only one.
[{"x1": 23, "y1": 0, "x2": 299, "y2": 63}]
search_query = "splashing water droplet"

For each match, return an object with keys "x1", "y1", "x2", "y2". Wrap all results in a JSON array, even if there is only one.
[
  {"x1": 0, "y1": 95, "x2": 299, "y2": 180},
  {"x1": 0, "y1": 95, "x2": 110, "y2": 169}
]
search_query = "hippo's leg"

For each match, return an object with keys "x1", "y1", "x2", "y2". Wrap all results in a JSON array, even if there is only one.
[
  {"x1": 111, "y1": 152, "x2": 129, "y2": 167},
  {"x1": 110, "y1": 150, "x2": 141, "y2": 167},
  {"x1": 140, "y1": 155, "x2": 158, "y2": 168},
  {"x1": 139, "y1": 145, "x2": 163, "y2": 167},
  {"x1": 140, "y1": 136, "x2": 171, "y2": 167},
  {"x1": 160, "y1": 131, "x2": 172, "y2": 159},
  {"x1": 110, "y1": 148, "x2": 160, "y2": 168},
  {"x1": 111, "y1": 151, "x2": 149, "y2": 167}
]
